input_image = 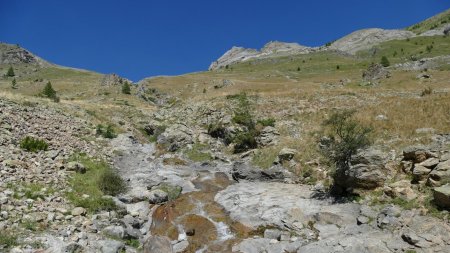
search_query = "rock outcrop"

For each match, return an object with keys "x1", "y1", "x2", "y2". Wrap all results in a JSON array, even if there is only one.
[
  {"x1": 328, "y1": 28, "x2": 415, "y2": 54},
  {"x1": 0, "y1": 43, "x2": 49, "y2": 66}
]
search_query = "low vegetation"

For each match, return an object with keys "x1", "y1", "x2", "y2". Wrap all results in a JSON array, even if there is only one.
[
  {"x1": 0, "y1": 231, "x2": 17, "y2": 249},
  {"x1": 20, "y1": 136, "x2": 49, "y2": 152},
  {"x1": 41, "y1": 81, "x2": 59, "y2": 102},
  {"x1": 96, "y1": 124, "x2": 117, "y2": 139},
  {"x1": 66, "y1": 154, "x2": 126, "y2": 212}
]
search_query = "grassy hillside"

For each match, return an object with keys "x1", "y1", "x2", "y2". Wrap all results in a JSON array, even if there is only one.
[{"x1": 407, "y1": 8, "x2": 450, "y2": 34}]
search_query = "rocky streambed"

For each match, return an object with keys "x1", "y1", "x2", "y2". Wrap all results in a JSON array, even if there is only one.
[{"x1": 110, "y1": 134, "x2": 450, "y2": 253}]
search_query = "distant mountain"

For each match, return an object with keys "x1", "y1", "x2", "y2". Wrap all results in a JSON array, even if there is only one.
[{"x1": 209, "y1": 8, "x2": 450, "y2": 70}]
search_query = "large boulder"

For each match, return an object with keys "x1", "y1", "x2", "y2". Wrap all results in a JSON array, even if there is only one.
[
  {"x1": 157, "y1": 123, "x2": 193, "y2": 151},
  {"x1": 231, "y1": 162, "x2": 290, "y2": 182},
  {"x1": 335, "y1": 148, "x2": 389, "y2": 190},
  {"x1": 256, "y1": 126, "x2": 280, "y2": 146},
  {"x1": 428, "y1": 160, "x2": 450, "y2": 187},
  {"x1": 143, "y1": 235, "x2": 173, "y2": 253},
  {"x1": 402, "y1": 145, "x2": 437, "y2": 163},
  {"x1": 433, "y1": 184, "x2": 450, "y2": 209}
]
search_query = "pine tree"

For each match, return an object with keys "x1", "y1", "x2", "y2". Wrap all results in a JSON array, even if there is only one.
[
  {"x1": 380, "y1": 56, "x2": 390, "y2": 67},
  {"x1": 6, "y1": 66, "x2": 15, "y2": 77},
  {"x1": 11, "y1": 78, "x2": 17, "y2": 89},
  {"x1": 42, "y1": 81, "x2": 57, "y2": 99},
  {"x1": 121, "y1": 82, "x2": 131, "y2": 94}
]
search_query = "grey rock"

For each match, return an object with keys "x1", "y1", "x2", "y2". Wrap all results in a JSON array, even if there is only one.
[
  {"x1": 157, "y1": 123, "x2": 193, "y2": 151},
  {"x1": 231, "y1": 162, "x2": 288, "y2": 182},
  {"x1": 173, "y1": 240, "x2": 189, "y2": 253},
  {"x1": 71, "y1": 207, "x2": 86, "y2": 216},
  {"x1": 433, "y1": 184, "x2": 450, "y2": 208},
  {"x1": 273, "y1": 148, "x2": 296, "y2": 164},
  {"x1": 143, "y1": 235, "x2": 173, "y2": 253},
  {"x1": 66, "y1": 161, "x2": 86, "y2": 174},
  {"x1": 148, "y1": 189, "x2": 169, "y2": 204},
  {"x1": 428, "y1": 160, "x2": 450, "y2": 186},
  {"x1": 103, "y1": 225, "x2": 125, "y2": 239},
  {"x1": 257, "y1": 126, "x2": 280, "y2": 146},
  {"x1": 97, "y1": 240, "x2": 125, "y2": 253}
]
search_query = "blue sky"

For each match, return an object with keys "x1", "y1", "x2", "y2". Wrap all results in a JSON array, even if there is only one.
[{"x1": 0, "y1": 0, "x2": 448, "y2": 81}]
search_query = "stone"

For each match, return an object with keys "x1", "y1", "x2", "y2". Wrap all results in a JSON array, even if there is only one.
[
  {"x1": 433, "y1": 184, "x2": 450, "y2": 209},
  {"x1": 173, "y1": 240, "x2": 189, "y2": 253},
  {"x1": 143, "y1": 235, "x2": 173, "y2": 253},
  {"x1": 148, "y1": 189, "x2": 169, "y2": 204},
  {"x1": 157, "y1": 123, "x2": 193, "y2": 151},
  {"x1": 257, "y1": 126, "x2": 280, "y2": 146},
  {"x1": 412, "y1": 164, "x2": 432, "y2": 182},
  {"x1": 428, "y1": 160, "x2": 450, "y2": 187},
  {"x1": 231, "y1": 162, "x2": 289, "y2": 182},
  {"x1": 71, "y1": 207, "x2": 86, "y2": 216},
  {"x1": 103, "y1": 225, "x2": 125, "y2": 239},
  {"x1": 403, "y1": 145, "x2": 437, "y2": 163},
  {"x1": 335, "y1": 148, "x2": 388, "y2": 190},
  {"x1": 273, "y1": 148, "x2": 296, "y2": 164},
  {"x1": 66, "y1": 161, "x2": 86, "y2": 174},
  {"x1": 264, "y1": 229, "x2": 282, "y2": 240},
  {"x1": 419, "y1": 158, "x2": 440, "y2": 168},
  {"x1": 98, "y1": 240, "x2": 125, "y2": 253}
]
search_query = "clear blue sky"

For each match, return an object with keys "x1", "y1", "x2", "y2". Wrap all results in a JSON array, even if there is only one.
[{"x1": 0, "y1": 0, "x2": 448, "y2": 81}]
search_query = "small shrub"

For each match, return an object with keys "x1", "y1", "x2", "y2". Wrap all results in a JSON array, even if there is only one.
[
  {"x1": 320, "y1": 110, "x2": 372, "y2": 182},
  {"x1": 11, "y1": 78, "x2": 17, "y2": 89},
  {"x1": 233, "y1": 131, "x2": 258, "y2": 153},
  {"x1": 6, "y1": 66, "x2": 15, "y2": 77},
  {"x1": 421, "y1": 87, "x2": 433, "y2": 96},
  {"x1": 380, "y1": 56, "x2": 390, "y2": 67},
  {"x1": 20, "y1": 136, "x2": 49, "y2": 152},
  {"x1": 42, "y1": 81, "x2": 56, "y2": 98},
  {"x1": 121, "y1": 82, "x2": 131, "y2": 94},
  {"x1": 96, "y1": 124, "x2": 116, "y2": 139},
  {"x1": 232, "y1": 111, "x2": 255, "y2": 130},
  {"x1": 207, "y1": 122, "x2": 227, "y2": 139},
  {"x1": 98, "y1": 170, "x2": 126, "y2": 196},
  {"x1": 0, "y1": 231, "x2": 17, "y2": 249},
  {"x1": 257, "y1": 118, "x2": 276, "y2": 127},
  {"x1": 336, "y1": 65, "x2": 340, "y2": 70}
]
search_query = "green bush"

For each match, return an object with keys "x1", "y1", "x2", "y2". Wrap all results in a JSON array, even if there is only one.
[
  {"x1": 6, "y1": 66, "x2": 14, "y2": 77},
  {"x1": 233, "y1": 131, "x2": 258, "y2": 153},
  {"x1": 67, "y1": 154, "x2": 124, "y2": 212},
  {"x1": 98, "y1": 170, "x2": 126, "y2": 196},
  {"x1": 257, "y1": 118, "x2": 275, "y2": 127},
  {"x1": 0, "y1": 231, "x2": 17, "y2": 249},
  {"x1": 96, "y1": 124, "x2": 116, "y2": 139},
  {"x1": 11, "y1": 78, "x2": 17, "y2": 89},
  {"x1": 320, "y1": 110, "x2": 372, "y2": 172},
  {"x1": 122, "y1": 82, "x2": 131, "y2": 94},
  {"x1": 380, "y1": 56, "x2": 390, "y2": 67},
  {"x1": 20, "y1": 136, "x2": 49, "y2": 152},
  {"x1": 42, "y1": 81, "x2": 59, "y2": 102},
  {"x1": 232, "y1": 111, "x2": 255, "y2": 130}
]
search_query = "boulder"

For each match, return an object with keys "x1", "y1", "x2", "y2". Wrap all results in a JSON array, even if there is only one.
[
  {"x1": 428, "y1": 160, "x2": 450, "y2": 187},
  {"x1": 433, "y1": 184, "x2": 450, "y2": 209},
  {"x1": 143, "y1": 235, "x2": 173, "y2": 253},
  {"x1": 157, "y1": 123, "x2": 193, "y2": 151},
  {"x1": 71, "y1": 207, "x2": 86, "y2": 216},
  {"x1": 273, "y1": 148, "x2": 296, "y2": 164},
  {"x1": 412, "y1": 164, "x2": 432, "y2": 182},
  {"x1": 97, "y1": 240, "x2": 125, "y2": 253},
  {"x1": 148, "y1": 189, "x2": 169, "y2": 204},
  {"x1": 66, "y1": 161, "x2": 86, "y2": 174},
  {"x1": 403, "y1": 145, "x2": 437, "y2": 163},
  {"x1": 231, "y1": 162, "x2": 289, "y2": 182},
  {"x1": 362, "y1": 63, "x2": 391, "y2": 83},
  {"x1": 335, "y1": 148, "x2": 389, "y2": 190},
  {"x1": 256, "y1": 126, "x2": 280, "y2": 146},
  {"x1": 102, "y1": 225, "x2": 125, "y2": 239}
]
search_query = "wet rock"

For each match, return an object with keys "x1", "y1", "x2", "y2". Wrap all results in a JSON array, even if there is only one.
[
  {"x1": 433, "y1": 184, "x2": 450, "y2": 209},
  {"x1": 143, "y1": 235, "x2": 173, "y2": 253},
  {"x1": 148, "y1": 189, "x2": 169, "y2": 204}
]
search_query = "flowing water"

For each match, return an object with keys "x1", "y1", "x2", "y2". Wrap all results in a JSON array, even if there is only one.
[{"x1": 150, "y1": 170, "x2": 252, "y2": 252}]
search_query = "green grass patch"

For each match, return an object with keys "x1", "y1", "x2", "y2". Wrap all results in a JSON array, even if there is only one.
[
  {"x1": 20, "y1": 136, "x2": 49, "y2": 152},
  {"x1": 0, "y1": 231, "x2": 17, "y2": 249},
  {"x1": 184, "y1": 143, "x2": 212, "y2": 162},
  {"x1": 66, "y1": 153, "x2": 126, "y2": 213},
  {"x1": 252, "y1": 147, "x2": 279, "y2": 169}
]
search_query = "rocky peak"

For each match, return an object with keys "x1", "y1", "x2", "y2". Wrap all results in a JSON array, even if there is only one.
[
  {"x1": 101, "y1": 73, "x2": 131, "y2": 86},
  {"x1": 0, "y1": 43, "x2": 48, "y2": 66},
  {"x1": 260, "y1": 41, "x2": 308, "y2": 54},
  {"x1": 209, "y1": 46, "x2": 259, "y2": 70}
]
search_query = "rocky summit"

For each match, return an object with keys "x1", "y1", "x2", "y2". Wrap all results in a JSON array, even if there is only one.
[{"x1": 1, "y1": 7, "x2": 450, "y2": 253}]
